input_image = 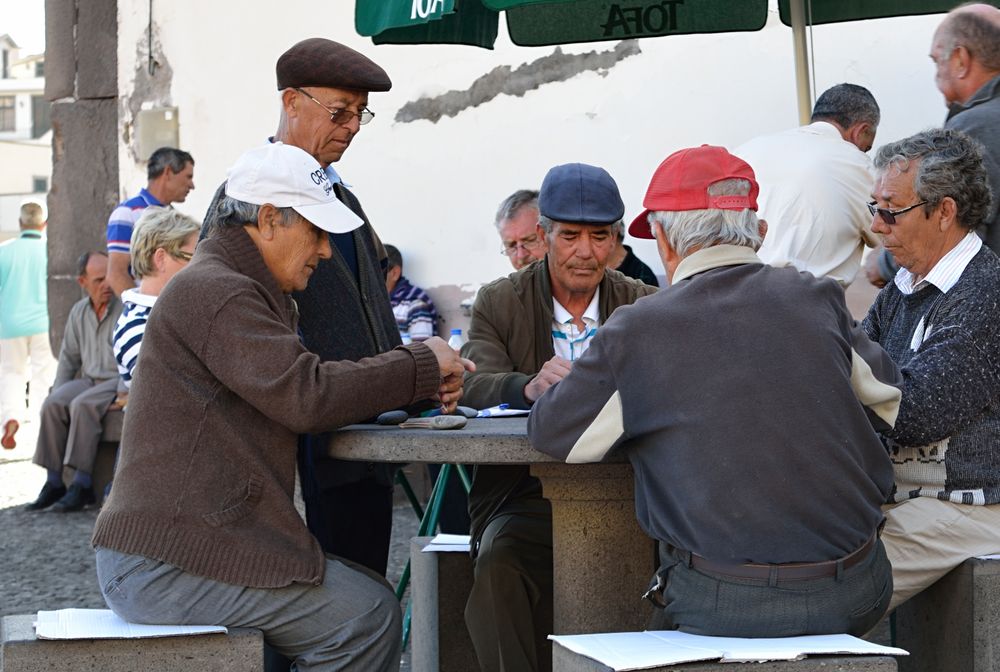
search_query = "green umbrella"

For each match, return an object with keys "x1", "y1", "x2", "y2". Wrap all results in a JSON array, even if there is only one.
[
  {"x1": 355, "y1": 0, "x2": 768, "y2": 49},
  {"x1": 355, "y1": 0, "x2": 990, "y2": 122}
]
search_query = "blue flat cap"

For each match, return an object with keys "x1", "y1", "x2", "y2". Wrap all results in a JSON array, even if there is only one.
[{"x1": 538, "y1": 163, "x2": 624, "y2": 224}]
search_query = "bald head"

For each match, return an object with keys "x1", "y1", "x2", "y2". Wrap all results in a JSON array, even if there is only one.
[{"x1": 931, "y1": 3, "x2": 1000, "y2": 105}]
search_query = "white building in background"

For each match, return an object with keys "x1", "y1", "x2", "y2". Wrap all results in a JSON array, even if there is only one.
[
  {"x1": 0, "y1": 34, "x2": 50, "y2": 238},
  {"x1": 107, "y1": 3, "x2": 953, "y2": 324}
]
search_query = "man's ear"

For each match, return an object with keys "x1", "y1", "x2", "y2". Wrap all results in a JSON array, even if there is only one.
[
  {"x1": 281, "y1": 88, "x2": 299, "y2": 116},
  {"x1": 938, "y1": 197, "x2": 958, "y2": 231},
  {"x1": 257, "y1": 204, "x2": 281, "y2": 241},
  {"x1": 758, "y1": 218, "x2": 768, "y2": 242}
]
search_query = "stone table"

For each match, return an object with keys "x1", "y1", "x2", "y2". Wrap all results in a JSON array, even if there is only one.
[{"x1": 328, "y1": 417, "x2": 656, "y2": 635}]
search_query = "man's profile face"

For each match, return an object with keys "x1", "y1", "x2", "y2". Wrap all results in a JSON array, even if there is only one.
[
  {"x1": 546, "y1": 221, "x2": 615, "y2": 297},
  {"x1": 870, "y1": 164, "x2": 942, "y2": 278},
  {"x1": 79, "y1": 254, "x2": 113, "y2": 307},
  {"x1": 930, "y1": 33, "x2": 961, "y2": 106},
  {"x1": 265, "y1": 211, "x2": 334, "y2": 293},
  {"x1": 499, "y1": 206, "x2": 547, "y2": 270},
  {"x1": 287, "y1": 86, "x2": 368, "y2": 166},
  {"x1": 163, "y1": 162, "x2": 195, "y2": 204}
]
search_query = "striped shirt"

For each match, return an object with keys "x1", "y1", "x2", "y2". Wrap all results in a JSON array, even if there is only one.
[
  {"x1": 106, "y1": 188, "x2": 162, "y2": 256},
  {"x1": 113, "y1": 288, "x2": 157, "y2": 388},
  {"x1": 551, "y1": 288, "x2": 600, "y2": 361},
  {"x1": 389, "y1": 276, "x2": 438, "y2": 342}
]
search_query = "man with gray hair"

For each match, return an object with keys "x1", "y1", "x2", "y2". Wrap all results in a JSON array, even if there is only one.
[
  {"x1": 863, "y1": 128, "x2": 1000, "y2": 610},
  {"x1": 495, "y1": 189, "x2": 548, "y2": 270},
  {"x1": 529, "y1": 145, "x2": 903, "y2": 637},
  {"x1": 106, "y1": 146, "x2": 196, "y2": 297},
  {"x1": 463, "y1": 164, "x2": 654, "y2": 671},
  {"x1": 735, "y1": 83, "x2": 880, "y2": 286}
]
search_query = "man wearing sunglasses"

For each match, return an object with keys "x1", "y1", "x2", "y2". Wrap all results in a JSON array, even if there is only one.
[
  {"x1": 863, "y1": 128, "x2": 1000, "y2": 612},
  {"x1": 201, "y1": 39, "x2": 405, "y2": 581}
]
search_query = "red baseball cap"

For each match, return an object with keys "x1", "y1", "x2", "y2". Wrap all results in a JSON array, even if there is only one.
[{"x1": 629, "y1": 145, "x2": 759, "y2": 239}]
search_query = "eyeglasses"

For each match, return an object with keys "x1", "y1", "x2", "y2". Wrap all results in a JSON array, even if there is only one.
[
  {"x1": 867, "y1": 200, "x2": 928, "y2": 225},
  {"x1": 294, "y1": 87, "x2": 374, "y2": 126},
  {"x1": 501, "y1": 234, "x2": 545, "y2": 256},
  {"x1": 171, "y1": 249, "x2": 194, "y2": 262}
]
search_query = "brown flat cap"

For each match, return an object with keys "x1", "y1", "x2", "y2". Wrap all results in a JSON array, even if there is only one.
[{"x1": 276, "y1": 38, "x2": 392, "y2": 92}]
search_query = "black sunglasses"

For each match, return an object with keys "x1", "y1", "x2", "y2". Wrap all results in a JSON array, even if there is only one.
[{"x1": 867, "y1": 200, "x2": 928, "y2": 225}]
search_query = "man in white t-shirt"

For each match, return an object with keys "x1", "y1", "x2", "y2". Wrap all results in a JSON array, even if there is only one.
[{"x1": 735, "y1": 83, "x2": 880, "y2": 286}]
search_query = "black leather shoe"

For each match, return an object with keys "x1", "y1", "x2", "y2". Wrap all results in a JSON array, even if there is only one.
[
  {"x1": 48, "y1": 483, "x2": 96, "y2": 513},
  {"x1": 25, "y1": 482, "x2": 67, "y2": 511}
]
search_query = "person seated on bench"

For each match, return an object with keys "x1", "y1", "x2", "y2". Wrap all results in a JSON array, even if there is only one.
[
  {"x1": 26, "y1": 251, "x2": 122, "y2": 513},
  {"x1": 92, "y1": 142, "x2": 473, "y2": 671},
  {"x1": 528, "y1": 145, "x2": 904, "y2": 638},
  {"x1": 862, "y1": 128, "x2": 1000, "y2": 611}
]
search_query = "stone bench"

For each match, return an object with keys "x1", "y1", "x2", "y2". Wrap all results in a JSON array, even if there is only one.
[
  {"x1": 409, "y1": 536, "x2": 478, "y2": 672},
  {"x1": 553, "y1": 643, "x2": 898, "y2": 671},
  {"x1": 0, "y1": 614, "x2": 264, "y2": 671},
  {"x1": 894, "y1": 556, "x2": 1000, "y2": 672}
]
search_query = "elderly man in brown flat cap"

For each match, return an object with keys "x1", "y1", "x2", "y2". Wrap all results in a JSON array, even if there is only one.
[{"x1": 202, "y1": 39, "x2": 408, "y2": 580}]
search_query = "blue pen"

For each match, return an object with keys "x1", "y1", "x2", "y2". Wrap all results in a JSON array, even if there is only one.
[{"x1": 478, "y1": 403, "x2": 509, "y2": 418}]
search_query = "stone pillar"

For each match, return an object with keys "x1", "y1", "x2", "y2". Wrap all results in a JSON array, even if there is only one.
[
  {"x1": 44, "y1": 0, "x2": 120, "y2": 352},
  {"x1": 531, "y1": 462, "x2": 656, "y2": 635}
]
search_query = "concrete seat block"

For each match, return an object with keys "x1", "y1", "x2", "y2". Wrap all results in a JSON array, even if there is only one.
[
  {"x1": 0, "y1": 614, "x2": 263, "y2": 672},
  {"x1": 410, "y1": 536, "x2": 478, "y2": 672},
  {"x1": 895, "y1": 556, "x2": 1000, "y2": 672},
  {"x1": 553, "y1": 643, "x2": 898, "y2": 672}
]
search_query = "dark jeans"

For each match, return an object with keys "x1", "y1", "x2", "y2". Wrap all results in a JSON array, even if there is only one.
[
  {"x1": 648, "y1": 539, "x2": 892, "y2": 637},
  {"x1": 301, "y1": 478, "x2": 394, "y2": 577}
]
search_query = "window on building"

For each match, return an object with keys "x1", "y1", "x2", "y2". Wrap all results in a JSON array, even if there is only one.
[
  {"x1": 32, "y1": 177, "x2": 48, "y2": 193},
  {"x1": 34, "y1": 60, "x2": 44, "y2": 77},
  {"x1": 0, "y1": 96, "x2": 14, "y2": 132},
  {"x1": 31, "y1": 96, "x2": 50, "y2": 138}
]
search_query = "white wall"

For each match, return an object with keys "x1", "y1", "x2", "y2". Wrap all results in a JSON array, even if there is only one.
[{"x1": 116, "y1": 2, "x2": 947, "y2": 295}]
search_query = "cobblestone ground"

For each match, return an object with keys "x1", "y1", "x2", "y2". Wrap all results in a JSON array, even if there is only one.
[{"x1": 0, "y1": 419, "x2": 419, "y2": 670}]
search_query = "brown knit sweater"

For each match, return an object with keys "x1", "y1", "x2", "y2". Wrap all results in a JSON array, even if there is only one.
[{"x1": 92, "y1": 226, "x2": 440, "y2": 588}]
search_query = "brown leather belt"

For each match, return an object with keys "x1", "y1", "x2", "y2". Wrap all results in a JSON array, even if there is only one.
[{"x1": 688, "y1": 533, "x2": 878, "y2": 581}]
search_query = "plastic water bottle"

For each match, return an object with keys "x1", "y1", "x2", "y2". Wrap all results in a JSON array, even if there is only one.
[
  {"x1": 400, "y1": 331, "x2": 413, "y2": 345},
  {"x1": 447, "y1": 328, "x2": 465, "y2": 351}
]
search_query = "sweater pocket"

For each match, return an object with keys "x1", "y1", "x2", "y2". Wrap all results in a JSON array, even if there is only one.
[{"x1": 202, "y1": 472, "x2": 263, "y2": 527}]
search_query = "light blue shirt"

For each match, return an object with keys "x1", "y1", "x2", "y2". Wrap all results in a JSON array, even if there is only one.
[{"x1": 0, "y1": 230, "x2": 48, "y2": 339}]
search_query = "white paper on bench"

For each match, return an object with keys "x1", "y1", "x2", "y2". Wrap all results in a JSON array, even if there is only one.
[
  {"x1": 548, "y1": 631, "x2": 908, "y2": 671},
  {"x1": 35, "y1": 609, "x2": 227, "y2": 640},
  {"x1": 422, "y1": 533, "x2": 472, "y2": 552}
]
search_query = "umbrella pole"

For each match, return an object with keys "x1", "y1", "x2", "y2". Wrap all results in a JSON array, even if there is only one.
[{"x1": 789, "y1": 0, "x2": 813, "y2": 125}]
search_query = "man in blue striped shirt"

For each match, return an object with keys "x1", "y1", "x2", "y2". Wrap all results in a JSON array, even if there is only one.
[{"x1": 106, "y1": 147, "x2": 195, "y2": 297}]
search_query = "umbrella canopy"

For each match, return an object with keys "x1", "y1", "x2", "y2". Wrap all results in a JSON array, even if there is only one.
[
  {"x1": 355, "y1": 0, "x2": 982, "y2": 122},
  {"x1": 356, "y1": 0, "x2": 768, "y2": 49}
]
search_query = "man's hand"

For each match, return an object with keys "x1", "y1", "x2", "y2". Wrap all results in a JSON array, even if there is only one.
[
  {"x1": 863, "y1": 246, "x2": 888, "y2": 289},
  {"x1": 422, "y1": 336, "x2": 476, "y2": 414},
  {"x1": 524, "y1": 356, "x2": 572, "y2": 403}
]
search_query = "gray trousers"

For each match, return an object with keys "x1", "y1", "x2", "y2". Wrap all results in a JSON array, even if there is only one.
[
  {"x1": 33, "y1": 377, "x2": 117, "y2": 474},
  {"x1": 96, "y1": 547, "x2": 402, "y2": 672},
  {"x1": 648, "y1": 539, "x2": 893, "y2": 637},
  {"x1": 465, "y1": 509, "x2": 553, "y2": 672}
]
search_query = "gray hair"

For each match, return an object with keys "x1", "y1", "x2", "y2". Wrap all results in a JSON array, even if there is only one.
[
  {"x1": 537, "y1": 215, "x2": 623, "y2": 238},
  {"x1": 129, "y1": 206, "x2": 201, "y2": 279},
  {"x1": 811, "y1": 83, "x2": 880, "y2": 129},
  {"x1": 147, "y1": 147, "x2": 194, "y2": 180},
  {"x1": 75, "y1": 250, "x2": 107, "y2": 278},
  {"x1": 494, "y1": 190, "x2": 539, "y2": 230},
  {"x1": 873, "y1": 128, "x2": 993, "y2": 230},
  {"x1": 213, "y1": 195, "x2": 298, "y2": 230},
  {"x1": 940, "y1": 8, "x2": 1000, "y2": 71},
  {"x1": 647, "y1": 179, "x2": 762, "y2": 257},
  {"x1": 19, "y1": 201, "x2": 45, "y2": 228}
]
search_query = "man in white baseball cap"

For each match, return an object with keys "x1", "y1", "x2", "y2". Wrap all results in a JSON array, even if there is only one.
[{"x1": 92, "y1": 142, "x2": 473, "y2": 671}]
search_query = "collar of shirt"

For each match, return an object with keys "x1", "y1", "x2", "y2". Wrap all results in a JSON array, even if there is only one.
[
  {"x1": 672, "y1": 244, "x2": 763, "y2": 284},
  {"x1": 19, "y1": 230, "x2": 43, "y2": 239},
  {"x1": 893, "y1": 231, "x2": 982, "y2": 295},
  {"x1": 947, "y1": 73, "x2": 1000, "y2": 122},
  {"x1": 551, "y1": 287, "x2": 600, "y2": 361},
  {"x1": 121, "y1": 287, "x2": 158, "y2": 309},
  {"x1": 138, "y1": 187, "x2": 163, "y2": 207},
  {"x1": 266, "y1": 137, "x2": 350, "y2": 187}
]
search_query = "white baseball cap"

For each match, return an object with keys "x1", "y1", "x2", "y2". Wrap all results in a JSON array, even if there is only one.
[{"x1": 225, "y1": 142, "x2": 363, "y2": 234}]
